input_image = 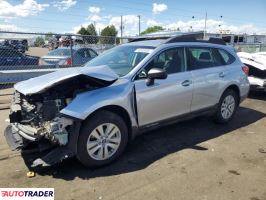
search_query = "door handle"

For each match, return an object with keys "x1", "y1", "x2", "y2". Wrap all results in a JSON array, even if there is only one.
[
  {"x1": 181, "y1": 80, "x2": 192, "y2": 87},
  {"x1": 219, "y1": 72, "x2": 225, "y2": 78}
]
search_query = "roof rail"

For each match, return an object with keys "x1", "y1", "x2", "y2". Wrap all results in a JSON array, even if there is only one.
[
  {"x1": 128, "y1": 36, "x2": 170, "y2": 43},
  {"x1": 165, "y1": 35, "x2": 226, "y2": 45},
  {"x1": 128, "y1": 35, "x2": 226, "y2": 45},
  {"x1": 208, "y1": 37, "x2": 226, "y2": 45}
]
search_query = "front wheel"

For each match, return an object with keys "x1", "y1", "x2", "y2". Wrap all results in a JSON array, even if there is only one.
[
  {"x1": 77, "y1": 110, "x2": 128, "y2": 168},
  {"x1": 213, "y1": 89, "x2": 239, "y2": 124}
]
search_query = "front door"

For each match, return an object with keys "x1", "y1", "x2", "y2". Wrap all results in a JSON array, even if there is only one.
[{"x1": 134, "y1": 47, "x2": 193, "y2": 127}]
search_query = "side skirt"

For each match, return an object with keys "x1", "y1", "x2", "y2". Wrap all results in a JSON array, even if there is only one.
[{"x1": 136, "y1": 105, "x2": 218, "y2": 135}]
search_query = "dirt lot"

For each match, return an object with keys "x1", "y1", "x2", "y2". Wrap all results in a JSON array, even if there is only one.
[
  {"x1": 0, "y1": 91, "x2": 265, "y2": 200},
  {"x1": 26, "y1": 47, "x2": 49, "y2": 57}
]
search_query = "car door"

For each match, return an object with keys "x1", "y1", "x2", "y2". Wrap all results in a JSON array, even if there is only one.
[
  {"x1": 186, "y1": 46, "x2": 227, "y2": 112},
  {"x1": 4, "y1": 49, "x2": 23, "y2": 66},
  {"x1": 75, "y1": 49, "x2": 86, "y2": 65},
  {"x1": 134, "y1": 47, "x2": 193, "y2": 127}
]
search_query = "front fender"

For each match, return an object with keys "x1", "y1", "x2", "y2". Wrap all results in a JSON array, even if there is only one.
[{"x1": 60, "y1": 79, "x2": 137, "y2": 126}]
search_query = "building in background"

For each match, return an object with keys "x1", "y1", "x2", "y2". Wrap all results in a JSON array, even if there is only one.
[{"x1": 141, "y1": 30, "x2": 266, "y2": 45}]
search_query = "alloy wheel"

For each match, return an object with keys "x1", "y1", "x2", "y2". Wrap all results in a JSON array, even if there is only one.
[
  {"x1": 221, "y1": 95, "x2": 236, "y2": 119},
  {"x1": 87, "y1": 123, "x2": 121, "y2": 160}
]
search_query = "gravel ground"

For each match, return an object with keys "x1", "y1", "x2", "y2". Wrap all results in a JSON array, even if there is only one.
[
  {"x1": 0, "y1": 92, "x2": 265, "y2": 200},
  {"x1": 26, "y1": 47, "x2": 49, "y2": 57}
]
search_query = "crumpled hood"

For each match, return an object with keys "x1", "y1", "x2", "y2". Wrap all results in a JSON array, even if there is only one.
[{"x1": 14, "y1": 65, "x2": 119, "y2": 95}]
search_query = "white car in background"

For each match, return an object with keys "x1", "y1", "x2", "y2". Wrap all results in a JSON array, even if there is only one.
[{"x1": 237, "y1": 52, "x2": 266, "y2": 91}]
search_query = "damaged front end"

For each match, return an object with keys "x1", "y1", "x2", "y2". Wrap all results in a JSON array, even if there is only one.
[
  {"x1": 5, "y1": 89, "x2": 81, "y2": 167},
  {"x1": 4, "y1": 66, "x2": 118, "y2": 167}
]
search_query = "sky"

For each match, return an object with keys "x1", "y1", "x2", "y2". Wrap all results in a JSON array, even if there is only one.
[{"x1": 0, "y1": 0, "x2": 265, "y2": 36}]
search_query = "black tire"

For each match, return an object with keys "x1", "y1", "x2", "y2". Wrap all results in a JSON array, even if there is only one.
[
  {"x1": 213, "y1": 89, "x2": 239, "y2": 124},
  {"x1": 77, "y1": 110, "x2": 128, "y2": 168}
]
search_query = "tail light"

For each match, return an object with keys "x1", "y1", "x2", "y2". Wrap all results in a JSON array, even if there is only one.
[
  {"x1": 38, "y1": 58, "x2": 43, "y2": 66},
  {"x1": 242, "y1": 65, "x2": 249, "y2": 76},
  {"x1": 64, "y1": 58, "x2": 72, "y2": 66}
]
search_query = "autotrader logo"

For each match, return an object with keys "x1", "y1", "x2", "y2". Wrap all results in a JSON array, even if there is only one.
[{"x1": 0, "y1": 188, "x2": 54, "y2": 200}]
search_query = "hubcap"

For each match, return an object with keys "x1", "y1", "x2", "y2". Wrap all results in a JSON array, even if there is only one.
[
  {"x1": 87, "y1": 123, "x2": 121, "y2": 160},
  {"x1": 221, "y1": 95, "x2": 235, "y2": 119}
]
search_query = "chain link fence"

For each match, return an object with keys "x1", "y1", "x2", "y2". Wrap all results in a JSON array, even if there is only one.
[
  {"x1": 0, "y1": 31, "x2": 132, "y2": 92},
  {"x1": 1, "y1": 31, "x2": 266, "y2": 91},
  {"x1": 234, "y1": 44, "x2": 266, "y2": 53}
]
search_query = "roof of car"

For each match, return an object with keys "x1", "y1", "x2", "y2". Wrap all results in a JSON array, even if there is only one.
[
  {"x1": 0, "y1": 45, "x2": 16, "y2": 50},
  {"x1": 124, "y1": 39, "x2": 165, "y2": 47},
  {"x1": 127, "y1": 36, "x2": 226, "y2": 47},
  {"x1": 54, "y1": 46, "x2": 92, "y2": 50}
]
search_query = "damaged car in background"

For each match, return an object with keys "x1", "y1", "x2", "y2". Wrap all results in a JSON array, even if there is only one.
[
  {"x1": 4, "y1": 36, "x2": 250, "y2": 168},
  {"x1": 237, "y1": 52, "x2": 266, "y2": 91}
]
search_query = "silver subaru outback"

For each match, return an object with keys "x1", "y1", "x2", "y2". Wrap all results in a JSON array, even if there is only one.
[{"x1": 5, "y1": 36, "x2": 250, "y2": 168}]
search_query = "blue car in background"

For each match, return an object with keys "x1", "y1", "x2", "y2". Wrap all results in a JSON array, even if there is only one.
[
  {"x1": 0, "y1": 46, "x2": 39, "y2": 67},
  {"x1": 39, "y1": 47, "x2": 98, "y2": 66}
]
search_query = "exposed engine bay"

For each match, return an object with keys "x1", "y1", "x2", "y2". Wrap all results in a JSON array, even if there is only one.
[
  {"x1": 4, "y1": 66, "x2": 119, "y2": 167},
  {"x1": 7, "y1": 74, "x2": 113, "y2": 149}
]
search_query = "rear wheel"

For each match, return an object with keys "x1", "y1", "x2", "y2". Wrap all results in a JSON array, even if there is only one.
[
  {"x1": 213, "y1": 89, "x2": 239, "y2": 123},
  {"x1": 77, "y1": 110, "x2": 128, "y2": 168}
]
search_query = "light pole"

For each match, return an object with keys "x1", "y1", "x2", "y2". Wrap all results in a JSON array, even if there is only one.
[
  {"x1": 190, "y1": 16, "x2": 195, "y2": 33},
  {"x1": 218, "y1": 15, "x2": 223, "y2": 38},
  {"x1": 204, "y1": 12, "x2": 207, "y2": 39},
  {"x1": 120, "y1": 16, "x2": 123, "y2": 43},
  {"x1": 138, "y1": 15, "x2": 141, "y2": 36}
]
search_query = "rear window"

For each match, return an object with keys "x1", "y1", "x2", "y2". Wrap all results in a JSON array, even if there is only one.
[
  {"x1": 47, "y1": 48, "x2": 75, "y2": 56},
  {"x1": 0, "y1": 49, "x2": 21, "y2": 57},
  {"x1": 217, "y1": 49, "x2": 235, "y2": 65}
]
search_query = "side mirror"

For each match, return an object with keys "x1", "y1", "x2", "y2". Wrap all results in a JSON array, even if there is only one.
[{"x1": 146, "y1": 68, "x2": 167, "y2": 86}]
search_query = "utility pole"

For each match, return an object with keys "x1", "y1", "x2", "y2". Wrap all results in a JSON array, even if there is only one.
[
  {"x1": 138, "y1": 15, "x2": 141, "y2": 36},
  {"x1": 120, "y1": 15, "x2": 123, "y2": 43},
  {"x1": 204, "y1": 12, "x2": 207, "y2": 39}
]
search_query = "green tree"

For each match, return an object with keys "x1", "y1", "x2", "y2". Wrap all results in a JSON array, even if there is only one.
[
  {"x1": 77, "y1": 24, "x2": 98, "y2": 44},
  {"x1": 100, "y1": 25, "x2": 118, "y2": 44},
  {"x1": 77, "y1": 27, "x2": 87, "y2": 35},
  {"x1": 140, "y1": 26, "x2": 164, "y2": 35},
  {"x1": 34, "y1": 36, "x2": 45, "y2": 47},
  {"x1": 45, "y1": 32, "x2": 54, "y2": 41}
]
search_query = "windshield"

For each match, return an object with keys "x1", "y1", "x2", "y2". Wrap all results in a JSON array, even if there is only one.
[
  {"x1": 86, "y1": 45, "x2": 154, "y2": 76},
  {"x1": 47, "y1": 48, "x2": 75, "y2": 56}
]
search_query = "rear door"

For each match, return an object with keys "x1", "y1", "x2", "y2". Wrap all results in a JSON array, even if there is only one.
[{"x1": 186, "y1": 46, "x2": 227, "y2": 111}]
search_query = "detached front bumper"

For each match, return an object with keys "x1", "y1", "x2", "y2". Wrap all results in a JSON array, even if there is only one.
[
  {"x1": 5, "y1": 123, "x2": 40, "y2": 150},
  {"x1": 4, "y1": 119, "x2": 82, "y2": 168},
  {"x1": 4, "y1": 123, "x2": 47, "y2": 151}
]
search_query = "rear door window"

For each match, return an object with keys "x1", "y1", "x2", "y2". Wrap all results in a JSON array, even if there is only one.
[
  {"x1": 186, "y1": 47, "x2": 217, "y2": 70},
  {"x1": 89, "y1": 49, "x2": 97, "y2": 58},
  {"x1": 217, "y1": 49, "x2": 236, "y2": 65},
  {"x1": 186, "y1": 47, "x2": 235, "y2": 70}
]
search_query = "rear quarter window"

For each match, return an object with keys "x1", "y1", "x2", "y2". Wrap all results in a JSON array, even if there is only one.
[{"x1": 217, "y1": 49, "x2": 236, "y2": 65}]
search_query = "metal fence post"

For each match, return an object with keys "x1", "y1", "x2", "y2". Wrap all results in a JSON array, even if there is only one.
[{"x1": 70, "y1": 36, "x2": 73, "y2": 67}]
